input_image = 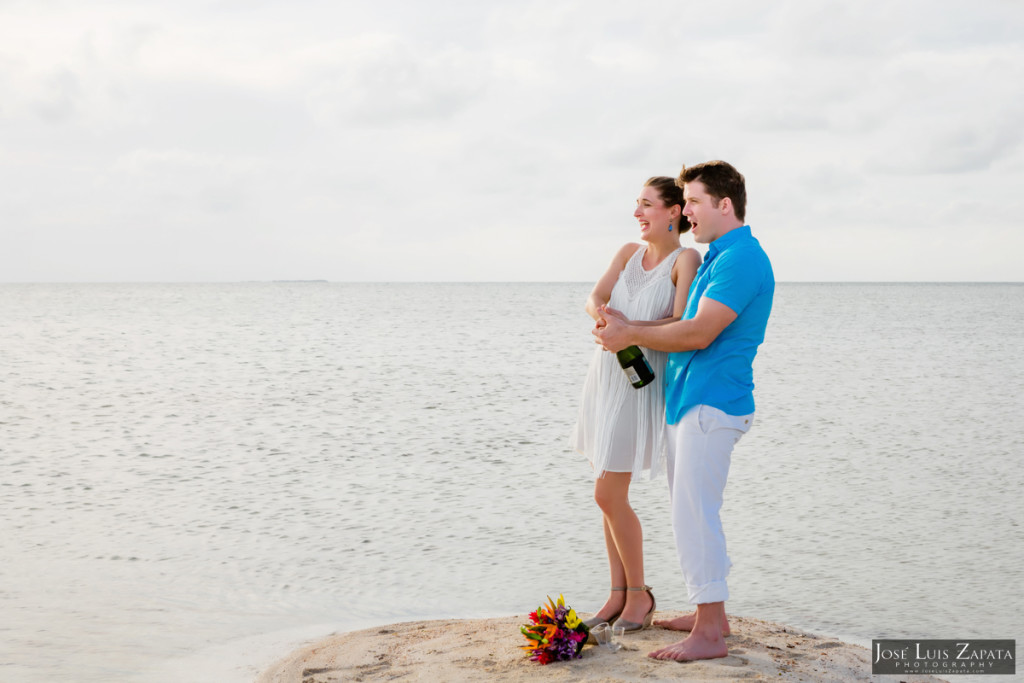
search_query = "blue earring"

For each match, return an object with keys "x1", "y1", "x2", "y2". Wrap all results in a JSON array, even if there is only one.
[{"x1": 668, "y1": 224, "x2": 673, "y2": 231}]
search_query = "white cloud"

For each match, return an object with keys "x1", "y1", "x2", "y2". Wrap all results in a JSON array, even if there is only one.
[
  {"x1": 112, "y1": 148, "x2": 260, "y2": 175},
  {"x1": 303, "y1": 36, "x2": 489, "y2": 127},
  {"x1": 0, "y1": 0, "x2": 1022, "y2": 282}
]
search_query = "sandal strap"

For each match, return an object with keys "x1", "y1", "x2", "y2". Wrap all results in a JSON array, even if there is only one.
[
  {"x1": 610, "y1": 586, "x2": 626, "y2": 591},
  {"x1": 626, "y1": 585, "x2": 652, "y2": 592}
]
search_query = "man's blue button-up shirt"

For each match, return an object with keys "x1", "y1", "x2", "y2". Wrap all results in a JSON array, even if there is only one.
[{"x1": 664, "y1": 225, "x2": 774, "y2": 424}]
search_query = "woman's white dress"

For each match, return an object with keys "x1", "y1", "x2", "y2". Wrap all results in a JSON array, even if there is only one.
[{"x1": 570, "y1": 245, "x2": 685, "y2": 481}]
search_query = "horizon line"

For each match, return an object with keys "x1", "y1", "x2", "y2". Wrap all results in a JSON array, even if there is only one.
[{"x1": 1, "y1": 280, "x2": 1022, "y2": 286}]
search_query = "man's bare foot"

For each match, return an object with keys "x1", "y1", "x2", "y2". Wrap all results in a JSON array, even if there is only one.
[
  {"x1": 648, "y1": 631, "x2": 728, "y2": 661},
  {"x1": 654, "y1": 612, "x2": 730, "y2": 636}
]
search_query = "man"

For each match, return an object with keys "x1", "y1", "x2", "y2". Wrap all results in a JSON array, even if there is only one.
[{"x1": 594, "y1": 160, "x2": 774, "y2": 662}]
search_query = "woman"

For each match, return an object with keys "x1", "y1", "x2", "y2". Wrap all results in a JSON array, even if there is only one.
[{"x1": 570, "y1": 176, "x2": 701, "y2": 632}]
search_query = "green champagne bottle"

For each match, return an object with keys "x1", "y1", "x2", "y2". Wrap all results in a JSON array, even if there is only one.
[{"x1": 616, "y1": 345, "x2": 655, "y2": 389}]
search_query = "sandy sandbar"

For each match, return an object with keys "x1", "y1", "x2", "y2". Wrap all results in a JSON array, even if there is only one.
[{"x1": 256, "y1": 612, "x2": 950, "y2": 682}]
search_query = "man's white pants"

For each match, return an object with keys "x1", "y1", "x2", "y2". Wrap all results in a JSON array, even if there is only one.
[{"x1": 666, "y1": 405, "x2": 753, "y2": 605}]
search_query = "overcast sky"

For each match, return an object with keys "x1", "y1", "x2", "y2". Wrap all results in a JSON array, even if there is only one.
[{"x1": 2, "y1": 0, "x2": 1022, "y2": 282}]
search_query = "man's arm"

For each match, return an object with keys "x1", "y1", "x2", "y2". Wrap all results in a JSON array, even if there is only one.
[
  {"x1": 599, "y1": 306, "x2": 679, "y2": 327},
  {"x1": 593, "y1": 296, "x2": 737, "y2": 353}
]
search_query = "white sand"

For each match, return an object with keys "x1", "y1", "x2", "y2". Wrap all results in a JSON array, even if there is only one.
[{"x1": 256, "y1": 613, "x2": 950, "y2": 682}]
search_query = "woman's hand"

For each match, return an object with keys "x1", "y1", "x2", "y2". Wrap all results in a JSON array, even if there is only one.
[
  {"x1": 593, "y1": 307, "x2": 633, "y2": 353},
  {"x1": 599, "y1": 305, "x2": 628, "y2": 323}
]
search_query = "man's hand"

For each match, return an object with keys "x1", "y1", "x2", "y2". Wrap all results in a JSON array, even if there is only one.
[{"x1": 593, "y1": 305, "x2": 634, "y2": 352}]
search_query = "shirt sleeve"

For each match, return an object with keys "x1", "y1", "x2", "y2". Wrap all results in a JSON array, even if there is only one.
[{"x1": 701, "y1": 246, "x2": 769, "y2": 316}]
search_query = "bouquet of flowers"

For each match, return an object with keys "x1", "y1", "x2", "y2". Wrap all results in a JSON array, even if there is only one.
[{"x1": 519, "y1": 594, "x2": 589, "y2": 664}]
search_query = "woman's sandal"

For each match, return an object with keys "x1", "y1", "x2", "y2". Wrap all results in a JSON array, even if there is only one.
[
  {"x1": 612, "y1": 585, "x2": 655, "y2": 632},
  {"x1": 583, "y1": 586, "x2": 626, "y2": 629}
]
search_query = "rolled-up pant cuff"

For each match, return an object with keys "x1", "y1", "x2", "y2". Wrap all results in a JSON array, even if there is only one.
[{"x1": 687, "y1": 580, "x2": 729, "y2": 605}]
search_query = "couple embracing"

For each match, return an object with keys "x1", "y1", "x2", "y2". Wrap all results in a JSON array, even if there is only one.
[{"x1": 571, "y1": 160, "x2": 774, "y2": 662}]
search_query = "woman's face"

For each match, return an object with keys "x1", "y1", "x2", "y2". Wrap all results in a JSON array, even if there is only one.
[{"x1": 634, "y1": 185, "x2": 676, "y2": 240}]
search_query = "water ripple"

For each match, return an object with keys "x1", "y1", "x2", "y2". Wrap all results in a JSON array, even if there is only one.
[{"x1": 0, "y1": 282, "x2": 1021, "y2": 681}]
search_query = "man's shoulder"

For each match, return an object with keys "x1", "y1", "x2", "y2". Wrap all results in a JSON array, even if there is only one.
[
  {"x1": 712, "y1": 238, "x2": 773, "y2": 280},
  {"x1": 723, "y1": 228, "x2": 769, "y2": 255}
]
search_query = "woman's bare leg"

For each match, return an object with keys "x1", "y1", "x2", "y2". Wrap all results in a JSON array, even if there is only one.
[
  {"x1": 594, "y1": 472, "x2": 653, "y2": 624},
  {"x1": 590, "y1": 517, "x2": 627, "y2": 621}
]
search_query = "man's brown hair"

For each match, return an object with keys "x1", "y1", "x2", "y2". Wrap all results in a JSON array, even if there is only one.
[{"x1": 677, "y1": 161, "x2": 747, "y2": 223}]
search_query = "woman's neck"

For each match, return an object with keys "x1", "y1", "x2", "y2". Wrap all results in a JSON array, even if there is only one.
[{"x1": 643, "y1": 235, "x2": 682, "y2": 265}]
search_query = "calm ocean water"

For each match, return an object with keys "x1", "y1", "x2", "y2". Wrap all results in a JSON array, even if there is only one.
[{"x1": 1, "y1": 282, "x2": 1022, "y2": 682}]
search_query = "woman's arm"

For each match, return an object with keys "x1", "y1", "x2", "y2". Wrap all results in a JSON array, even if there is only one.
[
  {"x1": 585, "y1": 243, "x2": 641, "y2": 320},
  {"x1": 670, "y1": 248, "x2": 702, "y2": 318}
]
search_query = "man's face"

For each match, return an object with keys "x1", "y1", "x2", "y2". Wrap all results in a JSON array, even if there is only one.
[{"x1": 681, "y1": 180, "x2": 723, "y2": 244}]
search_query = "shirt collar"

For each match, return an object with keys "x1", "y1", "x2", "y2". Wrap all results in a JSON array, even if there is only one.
[{"x1": 706, "y1": 225, "x2": 751, "y2": 261}]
